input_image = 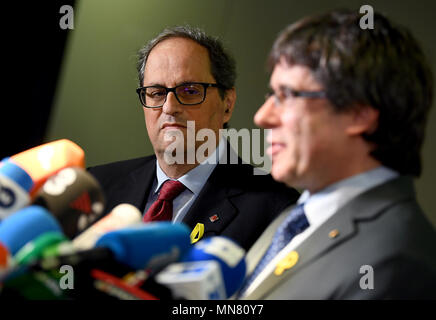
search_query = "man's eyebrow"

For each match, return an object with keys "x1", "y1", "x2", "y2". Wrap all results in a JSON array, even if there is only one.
[
  {"x1": 268, "y1": 84, "x2": 296, "y2": 94},
  {"x1": 278, "y1": 84, "x2": 295, "y2": 92},
  {"x1": 142, "y1": 80, "x2": 201, "y2": 87},
  {"x1": 142, "y1": 82, "x2": 165, "y2": 87}
]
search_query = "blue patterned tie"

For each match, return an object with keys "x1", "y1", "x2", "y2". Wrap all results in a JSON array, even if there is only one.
[{"x1": 238, "y1": 204, "x2": 309, "y2": 296}]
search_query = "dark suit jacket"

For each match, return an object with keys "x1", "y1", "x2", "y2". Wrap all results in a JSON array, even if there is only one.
[
  {"x1": 88, "y1": 155, "x2": 299, "y2": 251},
  {"x1": 242, "y1": 176, "x2": 436, "y2": 299}
]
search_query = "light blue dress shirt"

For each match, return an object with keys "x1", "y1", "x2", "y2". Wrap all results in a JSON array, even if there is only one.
[{"x1": 144, "y1": 137, "x2": 227, "y2": 223}]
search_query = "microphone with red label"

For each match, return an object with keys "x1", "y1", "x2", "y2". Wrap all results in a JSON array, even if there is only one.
[{"x1": 32, "y1": 167, "x2": 105, "y2": 238}]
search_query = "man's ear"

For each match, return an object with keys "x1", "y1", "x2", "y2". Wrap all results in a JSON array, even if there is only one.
[
  {"x1": 223, "y1": 88, "x2": 236, "y2": 123},
  {"x1": 345, "y1": 105, "x2": 379, "y2": 136}
]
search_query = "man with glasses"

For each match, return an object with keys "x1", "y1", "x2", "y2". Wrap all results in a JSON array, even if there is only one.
[
  {"x1": 238, "y1": 10, "x2": 436, "y2": 299},
  {"x1": 88, "y1": 26, "x2": 299, "y2": 251}
]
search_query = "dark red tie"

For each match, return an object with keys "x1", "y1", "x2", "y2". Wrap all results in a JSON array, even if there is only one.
[{"x1": 143, "y1": 180, "x2": 186, "y2": 222}]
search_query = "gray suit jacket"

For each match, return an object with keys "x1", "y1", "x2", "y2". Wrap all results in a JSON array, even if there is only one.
[{"x1": 241, "y1": 176, "x2": 436, "y2": 299}]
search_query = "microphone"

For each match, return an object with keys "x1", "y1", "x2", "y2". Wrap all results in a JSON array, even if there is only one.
[
  {"x1": 14, "y1": 231, "x2": 68, "y2": 266},
  {"x1": 0, "y1": 268, "x2": 71, "y2": 299},
  {"x1": 0, "y1": 205, "x2": 63, "y2": 255},
  {"x1": 155, "y1": 260, "x2": 227, "y2": 299},
  {"x1": 39, "y1": 239, "x2": 75, "y2": 259},
  {"x1": 156, "y1": 236, "x2": 246, "y2": 299},
  {"x1": 31, "y1": 222, "x2": 192, "y2": 272},
  {"x1": 2, "y1": 230, "x2": 75, "y2": 290},
  {"x1": 89, "y1": 269, "x2": 160, "y2": 300},
  {"x1": 0, "y1": 159, "x2": 34, "y2": 220},
  {"x1": 2, "y1": 223, "x2": 190, "y2": 300},
  {"x1": 94, "y1": 222, "x2": 191, "y2": 271},
  {"x1": 20, "y1": 204, "x2": 142, "y2": 265},
  {"x1": 72, "y1": 203, "x2": 142, "y2": 250},
  {"x1": 4, "y1": 222, "x2": 190, "y2": 299},
  {"x1": 9, "y1": 139, "x2": 85, "y2": 196},
  {"x1": 0, "y1": 241, "x2": 14, "y2": 278},
  {"x1": 32, "y1": 167, "x2": 105, "y2": 238}
]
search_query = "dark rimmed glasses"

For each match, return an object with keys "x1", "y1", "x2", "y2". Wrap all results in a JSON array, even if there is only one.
[
  {"x1": 265, "y1": 87, "x2": 327, "y2": 106},
  {"x1": 136, "y1": 82, "x2": 221, "y2": 108}
]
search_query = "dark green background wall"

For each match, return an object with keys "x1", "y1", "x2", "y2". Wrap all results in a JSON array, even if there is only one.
[{"x1": 46, "y1": 0, "x2": 436, "y2": 226}]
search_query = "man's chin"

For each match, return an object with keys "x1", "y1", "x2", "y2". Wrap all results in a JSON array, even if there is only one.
[
  {"x1": 271, "y1": 166, "x2": 287, "y2": 182},
  {"x1": 271, "y1": 166, "x2": 297, "y2": 186},
  {"x1": 161, "y1": 146, "x2": 202, "y2": 166}
]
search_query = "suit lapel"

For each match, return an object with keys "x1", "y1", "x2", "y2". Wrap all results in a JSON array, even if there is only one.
[
  {"x1": 243, "y1": 176, "x2": 415, "y2": 299},
  {"x1": 244, "y1": 208, "x2": 290, "y2": 275},
  {"x1": 109, "y1": 158, "x2": 156, "y2": 212},
  {"x1": 181, "y1": 162, "x2": 245, "y2": 235}
]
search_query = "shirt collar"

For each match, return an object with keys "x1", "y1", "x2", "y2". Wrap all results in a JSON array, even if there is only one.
[
  {"x1": 155, "y1": 136, "x2": 227, "y2": 195},
  {"x1": 297, "y1": 166, "x2": 399, "y2": 227}
]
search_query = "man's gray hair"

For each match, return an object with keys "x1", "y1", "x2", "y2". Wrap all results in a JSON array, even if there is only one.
[{"x1": 137, "y1": 25, "x2": 236, "y2": 98}]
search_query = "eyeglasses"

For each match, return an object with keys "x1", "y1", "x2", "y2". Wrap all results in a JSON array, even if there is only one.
[
  {"x1": 265, "y1": 87, "x2": 327, "y2": 106},
  {"x1": 136, "y1": 82, "x2": 221, "y2": 108}
]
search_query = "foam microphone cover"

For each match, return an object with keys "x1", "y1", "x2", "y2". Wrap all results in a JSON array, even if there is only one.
[
  {"x1": 10, "y1": 139, "x2": 85, "y2": 196},
  {"x1": 0, "y1": 205, "x2": 63, "y2": 255},
  {"x1": 181, "y1": 236, "x2": 246, "y2": 298},
  {"x1": 95, "y1": 222, "x2": 191, "y2": 271},
  {"x1": 156, "y1": 260, "x2": 227, "y2": 299},
  {"x1": 14, "y1": 231, "x2": 68, "y2": 266},
  {"x1": 33, "y1": 167, "x2": 105, "y2": 238},
  {"x1": 0, "y1": 159, "x2": 34, "y2": 220},
  {"x1": 72, "y1": 203, "x2": 141, "y2": 250},
  {"x1": 0, "y1": 241, "x2": 14, "y2": 278}
]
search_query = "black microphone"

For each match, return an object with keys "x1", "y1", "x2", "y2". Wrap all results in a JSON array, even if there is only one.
[{"x1": 33, "y1": 167, "x2": 105, "y2": 238}]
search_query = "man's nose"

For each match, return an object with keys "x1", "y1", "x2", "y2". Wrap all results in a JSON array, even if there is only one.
[
  {"x1": 254, "y1": 97, "x2": 280, "y2": 129},
  {"x1": 162, "y1": 92, "x2": 183, "y2": 115}
]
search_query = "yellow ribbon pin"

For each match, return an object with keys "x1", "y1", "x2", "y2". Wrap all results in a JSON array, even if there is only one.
[
  {"x1": 274, "y1": 251, "x2": 299, "y2": 276},
  {"x1": 190, "y1": 223, "x2": 205, "y2": 244}
]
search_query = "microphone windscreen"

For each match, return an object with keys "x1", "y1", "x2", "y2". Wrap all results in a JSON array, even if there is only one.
[
  {"x1": 0, "y1": 241, "x2": 13, "y2": 277},
  {"x1": 0, "y1": 159, "x2": 34, "y2": 220},
  {"x1": 33, "y1": 167, "x2": 105, "y2": 238},
  {"x1": 181, "y1": 236, "x2": 246, "y2": 298},
  {"x1": 0, "y1": 205, "x2": 63, "y2": 255},
  {"x1": 14, "y1": 231, "x2": 68, "y2": 266},
  {"x1": 72, "y1": 203, "x2": 141, "y2": 250},
  {"x1": 10, "y1": 139, "x2": 85, "y2": 196},
  {"x1": 156, "y1": 260, "x2": 227, "y2": 299},
  {"x1": 0, "y1": 268, "x2": 70, "y2": 300},
  {"x1": 95, "y1": 222, "x2": 191, "y2": 271}
]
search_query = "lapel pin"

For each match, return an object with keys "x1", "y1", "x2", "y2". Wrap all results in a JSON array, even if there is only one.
[
  {"x1": 328, "y1": 229, "x2": 340, "y2": 239},
  {"x1": 209, "y1": 214, "x2": 219, "y2": 223},
  {"x1": 274, "y1": 250, "x2": 299, "y2": 276},
  {"x1": 190, "y1": 223, "x2": 205, "y2": 244}
]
